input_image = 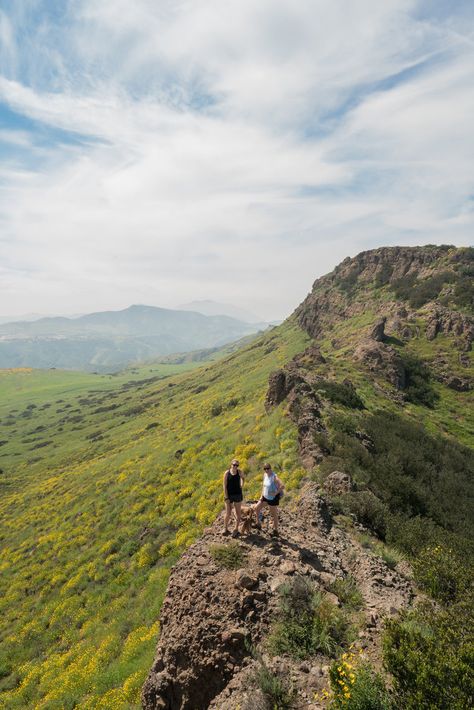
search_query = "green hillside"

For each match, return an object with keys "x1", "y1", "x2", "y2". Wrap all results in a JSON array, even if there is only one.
[{"x1": 1, "y1": 246, "x2": 473, "y2": 709}]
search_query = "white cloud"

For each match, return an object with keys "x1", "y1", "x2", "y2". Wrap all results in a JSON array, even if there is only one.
[{"x1": 0, "y1": 0, "x2": 473, "y2": 320}]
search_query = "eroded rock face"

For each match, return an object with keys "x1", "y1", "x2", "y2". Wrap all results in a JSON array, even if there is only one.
[
  {"x1": 425, "y1": 307, "x2": 473, "y2": 351},
  {"x1": 353, "y1": 340, "x2": 406, "y2": 389},
  {"x1": 142, "y1": 483, "x2": 415, "y2": 709}
]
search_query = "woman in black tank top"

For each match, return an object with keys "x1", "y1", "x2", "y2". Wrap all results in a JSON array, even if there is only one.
[{"x1": 223, "y1": 459, "x2": 244, "y2": 536}]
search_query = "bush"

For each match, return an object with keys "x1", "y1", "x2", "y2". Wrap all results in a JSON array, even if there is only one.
[
  {"x1": 316, "y1": 380, "x2": 365, "y2": 410},
  {"x1": 412, "y1": 544, "x2": 469, "y2": 603},
  {"x1": 269, "y1": 577, "x2": 354, "y2": 659},
  {"x1": 329, "y1": 576, "x2": 364, "y2": 610},
  {"x1": 384, "y1": 598, "x2": 474, "y2": 710},
  {"x1": 209, "y1": 542, "x2": 246, "y2": 570},
  {"x1": 252, "y1": 663, "x2": 294, "y2": 710},
  {"x1": 392, "y1": 271, "x2": 455, "y2": 308},
  {"x1": 339, "y1": 491, "x2": 388, "y2": 539},
  {"x1": 329, "y1": 652, "x2": 392, "y2": 709},
  {"x1": 401, "y1": 354, "x2": 439, "y2": 408}
]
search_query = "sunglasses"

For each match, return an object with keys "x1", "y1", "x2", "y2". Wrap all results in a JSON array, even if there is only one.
[{"x1": 263, "y1": 467, "x2": 271, "y2": 470}]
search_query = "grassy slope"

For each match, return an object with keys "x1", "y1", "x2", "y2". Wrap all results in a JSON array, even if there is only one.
[
  {"x1": 0, "y1": 321, "x2": 310, "y2": 709},
  {"x1": 0, "y1": 282, "x2": 472, "y2": 709}
]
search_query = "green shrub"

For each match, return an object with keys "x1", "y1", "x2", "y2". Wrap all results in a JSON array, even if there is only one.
[
  {"x1": 400, "y1": 354, "x2": 439, "y2": 408},
  {"x1": 316, "y1": 380, "x2": 365, "y2": 410},
  {"x1": 209, "y1": 542, "x2": 246, "y2": 570},
  {"x1": 412, "y1": 544, "x2": 469, "y2": 603},
  {"x1": 252, "y1": 663, "x2": 294, "y2": 710},
  {"x1": 268, "y1": 576, "x2": 354, "y2": 659},
  {"x1": 452, "y1": 264, "x2": 474, "y2": 310},
  {"x1": 329, "y1": 654, "x2": 392, "y2": 709},
  {"x1": 384, "y1": 598, "x2": 474, "y2": 710},
  {"x1": 392, "y1": 271, "x2": 455, "y2": 308},
  {"x1": 339, "y1": 491, "x2": 388, "y2": 539},
  {"x1": 329, "y1": 575, "x2": 364, "y2": 610}
]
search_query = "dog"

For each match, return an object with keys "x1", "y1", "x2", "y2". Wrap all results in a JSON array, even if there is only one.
[{"x1": 239, "y1": 504, "x2": 255, "y2": 535}]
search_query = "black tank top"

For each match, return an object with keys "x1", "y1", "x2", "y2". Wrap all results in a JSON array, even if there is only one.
[{"x1": 226, "y1": 470, "x2": 241, "y2": 495}]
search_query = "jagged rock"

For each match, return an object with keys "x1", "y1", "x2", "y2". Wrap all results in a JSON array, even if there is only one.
[
  {"x1": 324, "y1": 471, "x2": 354, "y2": 496},
  {"x1": 370, "y1": 317, "x2": 386, "y2": 342},
  {"x1": 425, "y1": 307, "x2": 473, "y2": 350},
  {"x1": 235, "y1": 570, "x2": 258, "y2": 590},
  {"x1": 265, "y1": 369, "x2": 288, "y2": 408},
  {"x1": 435, "y1": 373, "x2": 471, "y2": 392},
  {"x1": 353, "y1": 340, "x2": 406, "y2": 388}
]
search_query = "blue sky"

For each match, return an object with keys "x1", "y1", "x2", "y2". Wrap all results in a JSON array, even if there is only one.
[{"x1": 0, "y1": 0, "x2": 473, "y2": 320}]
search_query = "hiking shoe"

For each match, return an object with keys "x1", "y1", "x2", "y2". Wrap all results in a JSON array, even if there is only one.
[
  {"x1": 223, "y1": 529, "x2": 231, "y2": 536},
  {"x1": 270, "y1": 530, "x2": 279, "y2": 537},
  {"x1": 231, "y1": 530, "x2": 240, "y2": 538}
]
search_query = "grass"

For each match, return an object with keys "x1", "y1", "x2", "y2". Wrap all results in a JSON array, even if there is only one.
[
  {"x1": 329, "y1": 576, "x2": 364, "y2": 610},
  {"x1": 210, "y1": 542, "x2": 246, "y2": 570},
  {"x1": 252, "y1": 663, "x2": 294, "y2": 709}
]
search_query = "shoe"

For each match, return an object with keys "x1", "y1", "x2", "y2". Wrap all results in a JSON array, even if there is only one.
[
  {"x1": 270, "y1": 530, "x2": 279, "y2": 537},
  {"x1": 231, "y1": 530, "x2": 240, "y2": 538},
  {"x1": 223, "y1": 529, "x2": 230, "y2": 536}
]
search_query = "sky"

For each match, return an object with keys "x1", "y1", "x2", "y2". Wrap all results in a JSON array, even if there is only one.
[{"x1": 0, "y1": 1, "x2": 473, "y2": 321}]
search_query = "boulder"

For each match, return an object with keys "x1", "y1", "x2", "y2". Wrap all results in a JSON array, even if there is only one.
[
  {"x1": 370, "y1": 317, "x2": 386, "y2": 342},
  {"x1": 324, "y1": 471, "x2": 354, "y2": 496},
  {"x1": 235, "y1": 569, "x2": 258, "y2": 590}
]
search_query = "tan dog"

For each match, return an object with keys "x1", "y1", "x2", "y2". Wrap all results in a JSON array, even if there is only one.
[{"x1": 239, "y1": 505, "x2": 255, "y2": 534}]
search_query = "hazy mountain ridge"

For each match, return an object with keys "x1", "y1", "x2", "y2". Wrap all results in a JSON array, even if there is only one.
[{"x1": 0, "y1": 304, "x2": 266, "y2": 371}]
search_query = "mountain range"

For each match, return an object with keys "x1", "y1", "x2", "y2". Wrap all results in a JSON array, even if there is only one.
[{"x1": 0, "y1": 304, "x2": 268, "y2": 371}]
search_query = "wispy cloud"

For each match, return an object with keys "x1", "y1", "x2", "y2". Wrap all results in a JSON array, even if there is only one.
[{"x1": 0, "y1": 0, "x2": 473, "y2": 319}]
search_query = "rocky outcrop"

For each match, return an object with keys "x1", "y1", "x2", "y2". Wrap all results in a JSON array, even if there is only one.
[
  {"x1": 323, "y1": 471, "x2": 355, "y2": 496},
  {"x1": 353, "y1": 340, "x2": 406, "y2": 389},
  {"x1": 370, "y1": 317, "x2": 386, "y2": 342},
  {"x1": 425, "y1": 307, "x2": 473, "y2": 351},
  {"x1": 142, "y1": 484, "x2": 415, "y2": 709},
  {"x1": 294, "y1": 246, "x2": 472, "y2": 349}
]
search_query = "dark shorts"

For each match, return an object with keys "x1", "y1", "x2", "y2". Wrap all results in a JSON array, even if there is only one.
[
  {"x1": 262, "y1": 494, "x2": 280, "y2": 507},
  {"x1": 227, "y1": 493, "x2": 243, "y2": 504}
]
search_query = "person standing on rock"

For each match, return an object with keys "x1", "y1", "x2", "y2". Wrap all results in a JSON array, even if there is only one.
[
  {"x1": 223, "y1": 459, "x2": 244, "y2": 536},
  {"x1": 254, "y1": 463, "x2": 283, "y2": 536}
]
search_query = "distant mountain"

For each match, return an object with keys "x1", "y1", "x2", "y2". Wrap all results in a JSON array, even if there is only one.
[
  {"x1": 177, "y1": 299, "x2": 264, "y2": 324},
  {"x1": 0, "y1": 313, "x2": 46, "y2": 325},
  {"x1": 0, "y1": 304, "x2": 264, "y2": 371}
]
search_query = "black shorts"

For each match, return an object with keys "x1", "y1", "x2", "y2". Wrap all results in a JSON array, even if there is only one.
[
  {"x1": 262, "y1": 494, "x2": 280, "y2": 507},
  {"x1": 227, "y1": 493, "x2": 243, "y2": 504}
]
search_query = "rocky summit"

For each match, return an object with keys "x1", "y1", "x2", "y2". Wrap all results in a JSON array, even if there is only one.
[{"x1": 142, "y1": 483, "x2": 414, "y2": 709}]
